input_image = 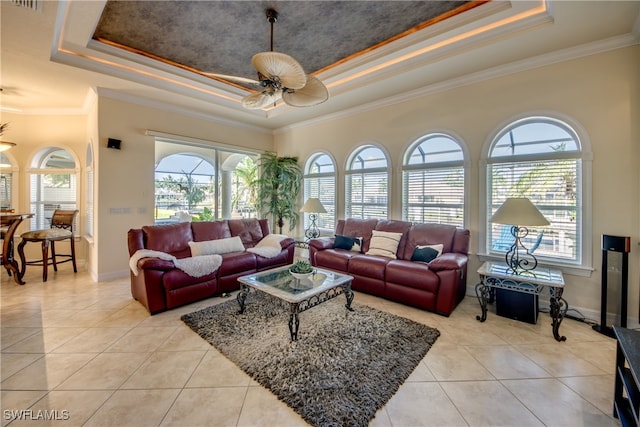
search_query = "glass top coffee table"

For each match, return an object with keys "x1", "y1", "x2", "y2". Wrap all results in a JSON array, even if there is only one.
[{"x1": 237, "y1": 265, "x2": 354, "y2": 341}]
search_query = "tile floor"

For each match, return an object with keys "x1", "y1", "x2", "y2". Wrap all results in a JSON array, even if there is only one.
[{"x1": 1, "y1": 267, "x2": 620, "y2": 426}]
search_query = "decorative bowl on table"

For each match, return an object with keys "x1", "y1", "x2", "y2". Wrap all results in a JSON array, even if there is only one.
[{"x1": 289, "y1": 260, "x2": 314, "y2": 281}]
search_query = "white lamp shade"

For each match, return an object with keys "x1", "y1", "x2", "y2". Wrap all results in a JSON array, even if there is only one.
[
  {"x1": 490, "y1": 197, "x2": 550, "y2": 226},
  {"x1": 300, "y1": 198, "x2": 327, "y2": 213},
  {"x1": 0, "y1": 141, "x2": 16, "y2": 152}
]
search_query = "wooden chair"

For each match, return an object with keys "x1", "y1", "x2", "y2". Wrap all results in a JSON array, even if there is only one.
[{"x1": 17, "y1": 209, "x2": 78, "y2": 282}]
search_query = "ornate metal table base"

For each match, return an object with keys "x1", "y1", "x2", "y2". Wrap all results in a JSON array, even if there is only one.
[
  {"x1": 475, "y1": 268, "x2": 568, "y2": 342},
  {"x1": 237, "y1": 282, "x2": 354, "y2": 341}
]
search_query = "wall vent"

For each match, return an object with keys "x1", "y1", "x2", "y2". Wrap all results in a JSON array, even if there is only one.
[{"x1": 10, "y1": 0, "x2": 38, "y2": 10}]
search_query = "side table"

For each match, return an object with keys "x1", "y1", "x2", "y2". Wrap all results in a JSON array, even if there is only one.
[{"x1": 476, "y1": 261, "x2": 568, "y2": 342}]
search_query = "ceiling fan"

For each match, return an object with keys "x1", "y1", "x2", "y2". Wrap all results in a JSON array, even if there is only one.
[{"x1": 204, "y1": 8, "x2": 328, "y2": 110}]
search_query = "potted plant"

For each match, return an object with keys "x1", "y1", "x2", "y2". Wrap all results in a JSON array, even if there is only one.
[
  {"x1": 256, "y1": 152, "x2": 302, "y2": 233},
  {"x1": 289, "y1": 260, "x2": 314, "y2": 280}
]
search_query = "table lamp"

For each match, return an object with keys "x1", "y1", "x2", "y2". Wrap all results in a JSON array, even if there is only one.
[
  {"x1": 491, "y1": 197, "x2": 549, "y2": 274},
  {"x1": 300, "y1": 198, "x2": 326, "y2": 239}
]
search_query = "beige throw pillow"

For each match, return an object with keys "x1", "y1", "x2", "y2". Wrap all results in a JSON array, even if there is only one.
[
  {"x1": 188, "y1": 236, "x2": 245, "y2": 256},
  {"x1": 366, "y1": 230, "x2": 403, "y2": 259}
]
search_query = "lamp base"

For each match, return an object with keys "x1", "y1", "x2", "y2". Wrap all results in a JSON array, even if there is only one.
[{"x1": 505, "y1": 225, "x2": 538, "y2": 274}]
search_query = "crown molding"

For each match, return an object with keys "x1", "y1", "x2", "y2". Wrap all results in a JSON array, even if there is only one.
[{"x1": 277, "y1": 32, "x2": 639, "y2": 134}]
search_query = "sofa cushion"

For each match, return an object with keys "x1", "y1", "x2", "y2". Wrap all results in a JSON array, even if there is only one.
[
  {"x1": 386, "y1": 260, "x2": 440, "y2": 293},
  {"x1": 142, "y1": 222, "x2": 193, "y2": 257},
  {"x1": 348, "y1": 254, "x2": 389, "y2": 279},
  {"x1": 315, "y1": 249, "x2": 357, "y2": 272},
  {"x1": 217, "y1": 251, "x2": 257, "y2": 277},
  {"x1": 411, "y1": 244, "x2": 443, "y2": 263},
  {"x1": 375, "y1": 220, "x2": 412, "y2": 259},
  {"x1": 341, "y1": 218, "x2": 379, "y2": 253},
  {"x1": 228, "y1": 219, "x2": 264, "y2": 247},
  {"x1": 333, "y1": 235, "x2": 362, "y2": 252},
  {"x1": 402, "y1": 223, "x2": 457, "y2": 260},
  {"x1": 366, "y1": 230, "x2": 403, "y2": 259},
  {"x1": 188, "y1": 236, "x2": 245, "y2": 256},
  {"x1": 191, "y1": 220, "x2": 232, "y2": 241}
]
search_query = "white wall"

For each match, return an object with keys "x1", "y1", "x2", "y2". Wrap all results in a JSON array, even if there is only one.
[
  {"x1": 94, "y1": 96, "x2": 274, "y2": 280},
  {"x1": 276, "y1": 45, "x2": 640, "y2": 324}
]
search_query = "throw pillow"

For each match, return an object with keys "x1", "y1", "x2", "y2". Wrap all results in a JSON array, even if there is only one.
[
  {"x1": 366, "y1": 230, "x2": 403, "y2": 259},
  {"x1": 188, "y1": 236, "x2": 245, "y2": 256},
  {"x1": 411, "y1": 244, "x2": 444, "y2": 263},
  {"x1": 333, "y1": 235, "x2": 363, "y2": 252}
]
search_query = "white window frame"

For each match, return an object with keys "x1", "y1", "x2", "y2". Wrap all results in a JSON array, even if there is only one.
[
  {"x1": 479, "y1": 113, "x2": 593, "y2": 276},
  {"x1": 85, "y1": 143, "x2": 94, "y2": 239},
  {"x1": 345, "y1": 144, "x2": 390, "y2": 220},
  {"x1": 402, "y1": 132, "x2": 468, "y2": 228},
  {"x1": 28, "y1": 147, "x2": 80, "y2": 234},
  {"x1": 0, "y1": 152, "x2": 18, "y2": 210},
  {"x1": 303, "y1": 151, "x2": 337, "y2": 234}
]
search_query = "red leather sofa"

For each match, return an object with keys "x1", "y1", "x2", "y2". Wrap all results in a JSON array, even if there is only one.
[
  {"x1": 308, "y1": 219, "x2": 470, "y2": 316},
  {"x1": 127, "y1": 218, "x2": 295, "y2": 314}
]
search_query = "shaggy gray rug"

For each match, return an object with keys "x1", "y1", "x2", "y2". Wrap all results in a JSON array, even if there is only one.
[{"x1": 181, "y1": 291, "x2": 439, "y2": 427}]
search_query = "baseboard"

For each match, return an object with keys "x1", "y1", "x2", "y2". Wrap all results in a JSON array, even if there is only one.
[{"x1": 96, "y1": 269, "x2": 130, "y2": 282}]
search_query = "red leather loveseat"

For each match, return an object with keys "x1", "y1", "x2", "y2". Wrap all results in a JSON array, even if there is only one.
[
  {"x1": 309, "y1": 219, "x2": 469, "y2": 316},
  {"x1": 127, "y1": 218, "x2": 295, "y2": 314}
]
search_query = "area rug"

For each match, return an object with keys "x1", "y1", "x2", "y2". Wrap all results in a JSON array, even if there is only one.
[{"x1": 181, "y1": 291, "x2": 440, "y2": 427}]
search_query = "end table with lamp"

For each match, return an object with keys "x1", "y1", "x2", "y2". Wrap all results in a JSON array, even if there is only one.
[{"x1": 477, "y1": 197, "x2": 568, "y2": 341}]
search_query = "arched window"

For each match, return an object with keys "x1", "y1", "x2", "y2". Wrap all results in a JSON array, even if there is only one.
[
  {"x1": 303, "y1": 152, "x2": 336, "y2": 232},
  {"x1": 29, "y1": 147, "x2": 79, "y2": 232},
  {"x1": 345, "y1": 145, "x2": 389, "y2": 219},
  {"x1": 402, "y1": 133, "x2": 465, "y2": 227},
  {"x1": 0, "y1": 152, "x2": 17, "y2": 210},
  {"x1": 485, "y1": 116, "x2": 585, "y2": 266}
]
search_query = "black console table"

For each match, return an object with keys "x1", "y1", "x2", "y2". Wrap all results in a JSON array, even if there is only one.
[{"x1": 613, "y1": 326, "x2": 640, "y2": 426}]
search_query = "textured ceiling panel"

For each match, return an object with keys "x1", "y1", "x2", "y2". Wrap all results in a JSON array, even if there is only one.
[{"x1": 93, "y1": 1, "x2": 472, "y2": 79}]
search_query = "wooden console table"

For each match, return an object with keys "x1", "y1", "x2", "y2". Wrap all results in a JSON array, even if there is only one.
[
  {"x1": 1, "y1": 213, "x2": 33, "y2": 285},
  {"x1": 476, "y1": 261, "x2": 567, "y2": 342}
]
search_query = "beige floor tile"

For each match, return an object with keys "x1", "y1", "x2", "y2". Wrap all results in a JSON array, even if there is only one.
[
  {"x1": 1, "y1": 353, "x2": 96, "y2": 390},
  {"x1": 1, "y1": 327, "x2": 40, "y2": 350},
  {"x1": 160, "y1": 387, "x2": 246, "y2": 427},
  {"x1": 466, "y1": 345, "x2": 551, "y2": 379},
  {"x1": 502, "y1": 378, "x2": 618, "y2": 426},
  {"x1": 3, "y1": 327, "x2": 86, "y2": 354},
  {"x1": 156, "y1": 324, "x2": 212, "y2": 351},
  {"x1": 559, "y1": 375, "x2": 616, "y2": 417},
  {"x1": 47, "y1": 309, "x2": 118, "y2": 327},
  {"x1": 104, "y1": 326, "x2": 177, "y2": 352},
  {"x1": 185, "y1": 350, "x2": 252, "y2": 388},
  {"x1": 405, "y1": 359, "x2": 437, "y2": 382},
  {"x1": 515, "y1": 343, "x2": 607, "y2": 377},
  {"x1": 7, "y1": 390, "x2": 113, "y2": 427},
  {"x1": 567, "y1": 339, "x2": 617, "y2": 374},
  {"x1": 1, "y1": 353, "x2": 43, "y2": 381},
  {"x1": 56, "y1": 352, "x2": 150, "y2": 390},
  {"x1": 441, "y1": 380, "x2": 544, "y2": 426},
  {"x1": 51, "y1": 327, "x2": 130, "y2": 353},
  {"x1": 0, "y1": 391, "x2": 48, "y2": 427},
  {"x1": 424, "y1": 343, "x2": 495, "y2": 381},
  {"x1": 368, "y1": 408, "x2": 392, "y2": 427},
  {"x1": 385, "y1": 382, "x2": 467, "y2": 426},
  {"x1": 84, "y1": 389, "x2": 180, "y2": 427},
  {"x1": 121, "y1": 351, "x2": 205, "y2": 389},
  {"x1": 236, "y1": 386, "x2": 308, "y2": 427}
]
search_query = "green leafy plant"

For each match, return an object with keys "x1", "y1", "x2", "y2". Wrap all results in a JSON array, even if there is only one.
[
  {"x1": 256, "y1": 152, "x2": 302, "y2": 233},
  {"x1": 290, "y1": 260, "x2": 313, "y2": 274},
  {"x1": 193, "y1": 206, "x2": 216, "y2": 222}
]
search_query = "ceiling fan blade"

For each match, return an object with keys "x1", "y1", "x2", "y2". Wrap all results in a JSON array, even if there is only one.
[
  {"x1": 252, "y1": 52, "x2": 306, "y2": 90},
  {"x1": 241, "y1": 91, "x2": 281, "y2": 109},
  {"x1": 282, "y1": 76, "x2": 328, "y2": 107},
  {"x1": 202, "y1": 73, "x2": 261, "y2": 86}
]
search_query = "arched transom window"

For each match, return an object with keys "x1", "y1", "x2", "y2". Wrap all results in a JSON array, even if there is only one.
[
  {"x1": 345, "y1": 145, "x2": 389, "y2": 220},
  {"x1": 402, "y1": 133, "x2": 465, "y2": 227}
]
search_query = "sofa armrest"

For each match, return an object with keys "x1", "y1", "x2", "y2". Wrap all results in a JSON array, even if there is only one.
[
  {"x1": 428, "y1": 253, "x2": 467, "y2": 271},
  {"x1": 308, "y1": 237, "x2": 335, "y2": 251},
  {"x1": 280, "y1": 237, "x2": 296, "y2": 249},
  {"x1": 137, "y1": 257, "x2": 175, "y2": 271}
]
